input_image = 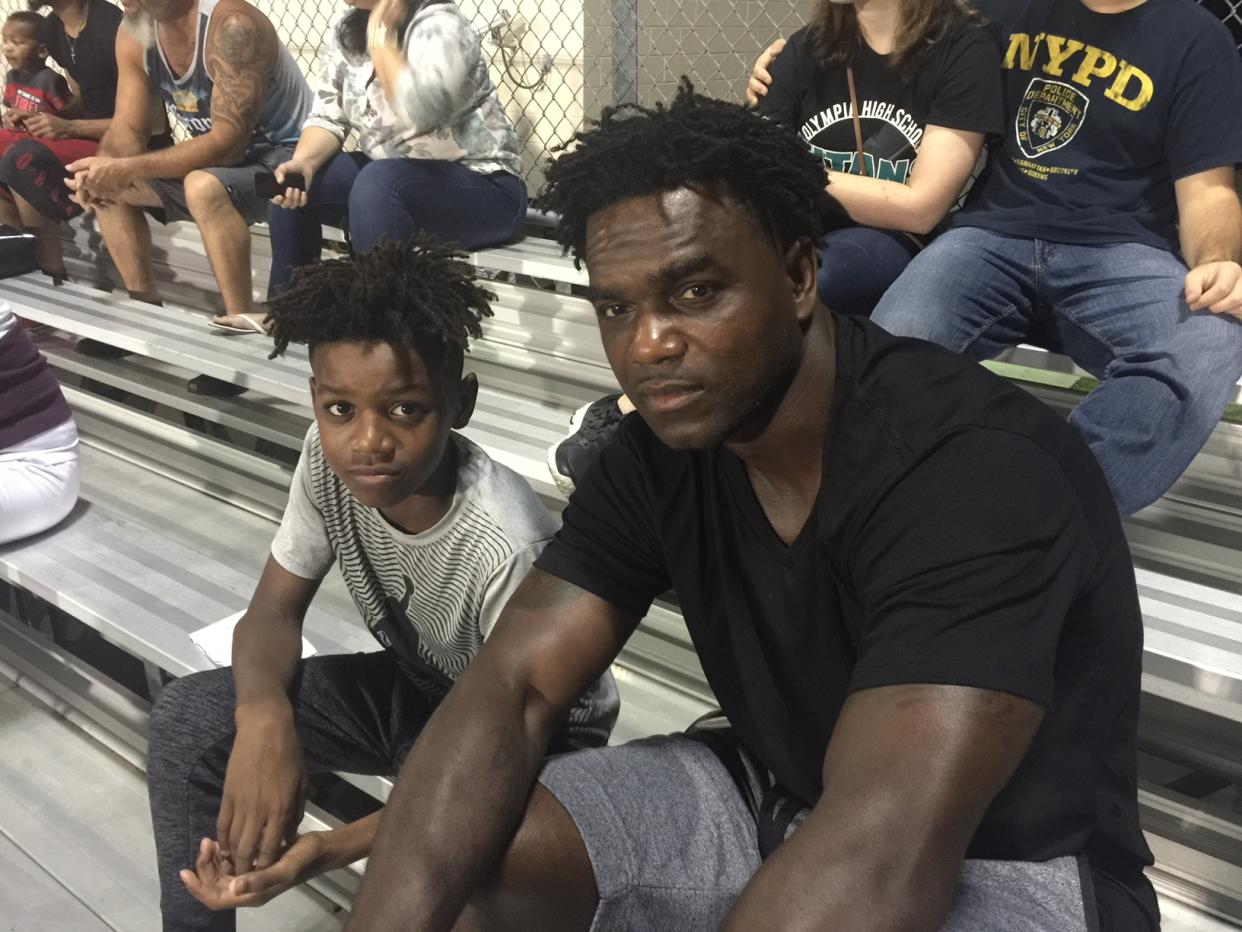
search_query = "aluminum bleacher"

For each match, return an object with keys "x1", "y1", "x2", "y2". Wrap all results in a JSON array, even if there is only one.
[{"x1": 2, "y1": 213, "x2": 1242, "y2": 924}]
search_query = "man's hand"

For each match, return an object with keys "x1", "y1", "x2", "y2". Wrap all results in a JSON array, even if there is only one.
[
  {"x1": 746, "y1": 38, "x2": 785, "y2": 107},
  {"x1": 65, "y1": 155, "x2": 138, "y2": 198},
  {"x1": 1185, "y1": 260, "x2": 1242, "y2": 317},
  {"x1": 24, "y1": 113, "x2": 74, "y2": 140},
  {"x1": 181, "y1": 833, "x2": 328, "y2": 910},
  {"x1": 216, "y1": 704, "x2": 307, "y2": 873}
]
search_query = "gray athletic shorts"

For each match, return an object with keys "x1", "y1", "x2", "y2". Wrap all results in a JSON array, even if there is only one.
[
  {"x1": 538, "y1": 733, "x2": 1097, "y2": 931},
  {"x1": 146, "y1": 144, "x2": 290, "y2": 225}
]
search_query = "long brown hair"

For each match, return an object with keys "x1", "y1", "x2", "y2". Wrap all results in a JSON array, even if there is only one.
[{"x1": 809, "y1": 0, "x2": 979, "y2": 79}]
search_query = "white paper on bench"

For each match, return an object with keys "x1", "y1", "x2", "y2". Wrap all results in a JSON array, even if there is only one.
[{"x1": 191, "y1": 610, "x2": 316, "y2": 668}]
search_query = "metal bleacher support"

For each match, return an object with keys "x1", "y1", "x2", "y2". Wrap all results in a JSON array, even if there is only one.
[{"x1": 2, "y1": 214, "x2": 1242, "y2": 922}]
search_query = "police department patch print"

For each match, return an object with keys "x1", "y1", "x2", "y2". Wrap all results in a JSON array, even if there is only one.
[{"x1": 1015, "y1": 78, "x2": 1089, "y2": 158}]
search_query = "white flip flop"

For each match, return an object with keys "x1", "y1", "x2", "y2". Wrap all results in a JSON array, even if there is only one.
[{"x1": 208, "y1": 313, "x2": 271, "y2": 335}]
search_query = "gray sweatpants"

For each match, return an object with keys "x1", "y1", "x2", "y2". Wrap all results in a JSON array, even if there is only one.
[
  {"x1": 538, "y1": 733, "x2": 1155, "y2": 932},
  {"x1": 146, "y1": 651, "x2": 436, "y2": 932}
]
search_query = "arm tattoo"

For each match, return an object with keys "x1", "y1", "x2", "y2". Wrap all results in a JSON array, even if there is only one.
[{"x1": 203, "y1": 7, "x2": 273, "y2": 151}]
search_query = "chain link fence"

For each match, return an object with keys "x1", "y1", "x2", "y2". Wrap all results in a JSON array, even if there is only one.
[{"x1": 2, "y1": 0, "x2": 1240, "y2": 189}]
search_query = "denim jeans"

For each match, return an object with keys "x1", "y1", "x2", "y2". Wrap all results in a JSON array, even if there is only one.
[
  {"x1": 267, "y1": 153, "x2": 527, "y2": 297},
  {"x1": 871, "y1": 225, "x2": 1242, "y2": 516},
  {"x1": 816, "y1": 225, "x2": 921, "y2": 317}
]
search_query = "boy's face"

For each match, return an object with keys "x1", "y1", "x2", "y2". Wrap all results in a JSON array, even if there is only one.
[
  {"x1": 2, "y1": 21, "x2": 44, "y2": 71},
  {"x1": 309, "y1": 340, "x2": 477, "y2": 512}
]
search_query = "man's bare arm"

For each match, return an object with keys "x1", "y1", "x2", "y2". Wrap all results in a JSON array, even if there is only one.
[
  {"x1": 722, "y1": 683, "x2": 1044, "y2": 932},
  {"x1": 347, "y1": 568, "x2": 639, "y2": 931},
  {"x1": 123, "y1": 2, "x2": 275, "y2": 178},
  {"x1": 98, "y1": 25, "x2": 156, "y2": 157},
  {"x1": 1177, "y1": 166, "x2": 1242, "y2": 315}
]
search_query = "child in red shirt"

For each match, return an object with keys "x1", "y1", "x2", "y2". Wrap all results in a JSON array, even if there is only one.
[{"x1": 3, "y1": 12, "x2": 72, "y2": 125}]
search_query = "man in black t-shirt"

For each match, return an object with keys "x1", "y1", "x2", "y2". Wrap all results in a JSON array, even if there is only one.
[
  {"x1": 872, "y1": 0, "x2": 1242, "y2": 518},
  {"x1": 347, "y1": 88, "x2": 1156, "y2": 932}
]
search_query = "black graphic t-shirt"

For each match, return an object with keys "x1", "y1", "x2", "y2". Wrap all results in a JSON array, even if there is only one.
[
  {"x1": 47, "y1": 0, "x2": 124, "y2": 121},
  {"x1": 959, "y1": 0, "x2": 1242, "y2": 252},
  {"x1": 757, "y1": 19, "x2": 1003, "y2": 206}
]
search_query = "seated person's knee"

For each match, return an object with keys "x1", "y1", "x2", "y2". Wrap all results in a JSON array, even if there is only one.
[{"x1": 183, "y1": 170, "x2": 231, "y2": 219}]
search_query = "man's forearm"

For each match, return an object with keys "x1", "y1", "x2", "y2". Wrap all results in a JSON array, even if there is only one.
[
  {"x1": 122, "y1": 130, "x2": 248, "y2": 181},
  {"x1": 66, "y1": 117, "x2": 112, "y2": 142},
  {"x1": 1181, "y1": 190, "x2": 1242, "y2": 267},
  {"x1": 721, "y1": 805, "x2": 950, "y2": 932},
  {"x1": 99, "y1": 123, "x2": 148, "y2": 158},
  {"x1": 347, "y1": 660, "x2": 555, "y2": 931}
]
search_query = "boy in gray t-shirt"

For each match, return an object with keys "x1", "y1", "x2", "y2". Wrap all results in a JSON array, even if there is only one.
[{"x1": 145, "y1": 240, "x2": 619, "y2": 931}]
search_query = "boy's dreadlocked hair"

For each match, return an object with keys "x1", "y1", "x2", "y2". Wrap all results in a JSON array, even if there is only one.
[
  {"x1": 540, "y1": 80, "x2": 834, "y2": 267},
  {"x1": 267, "y1": 237, "x2": 494, "y2": 376}
]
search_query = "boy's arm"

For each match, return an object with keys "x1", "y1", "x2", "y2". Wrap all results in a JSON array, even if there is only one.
[
  {"x1": 216, "y1": 555, "x2": 322, "y2": 874},
  {"x1": 24, "y1": 74, "x2": 110, "y2": 139}
]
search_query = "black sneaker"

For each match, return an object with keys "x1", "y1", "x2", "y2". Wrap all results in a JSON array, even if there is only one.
[
  {"x1": 186, "y1": 374, "x2": 247, "y2": 396},
  {"x1": 547, "y1": 393, "x2": 625, "y2": 496},
  {"x1": 76, "y1": 337, "x2": 133, "y2": 359}
]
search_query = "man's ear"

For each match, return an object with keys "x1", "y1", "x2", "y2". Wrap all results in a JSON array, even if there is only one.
[
  {"x1": 453, "y1": 372, "x2": 478, "y2": 430},
  {"x1": 308, "y1": 375, "x2": 317, "y2": 402},
  {"x1": 785, "y1": 235, "x2": 819, "y2": 324}
]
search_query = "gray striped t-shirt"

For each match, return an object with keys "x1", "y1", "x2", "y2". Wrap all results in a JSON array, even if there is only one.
[{"x1": 271, "y1": 424, "x2": 618, "y2": 746}]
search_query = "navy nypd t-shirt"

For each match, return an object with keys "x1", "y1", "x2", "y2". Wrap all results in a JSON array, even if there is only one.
[{"x1": 958, "y1": 0, "x2": 1242, "y2": 252}]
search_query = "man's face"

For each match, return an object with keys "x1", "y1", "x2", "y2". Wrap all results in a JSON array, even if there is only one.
[
  {"x1": 310, "y1": 340, "x2": 473, "y2": 511},
  {"x1": 583, "y1": 188, "x2": 817, "y2": 451},
  {"x1": 137, "y1": 0, "x2": 190, "y2": 23},
  {"x1": 2, "y1": 21, "x2": 42, "y2": 71}
]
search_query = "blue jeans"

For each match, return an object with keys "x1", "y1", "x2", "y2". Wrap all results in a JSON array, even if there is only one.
[
  {"x1": 267, "y1": 152, "x2": 527, "y2": 297},
  {"x1": 816, "y1": 226, "x2": 921, "y2": 317},
  {"x1": 872, "y1": 226, "x2": 1242, "y2": 516}
]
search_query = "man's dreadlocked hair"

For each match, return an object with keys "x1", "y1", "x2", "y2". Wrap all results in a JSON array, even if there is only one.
[
  {"x1": 267, "y1": 237, "x2": 494, "y2": 379},
  {"x1": 541, "y1": 80, "x2": 834, "y2": 267}
]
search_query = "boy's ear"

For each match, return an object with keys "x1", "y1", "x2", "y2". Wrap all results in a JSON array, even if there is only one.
[{"x1": 453, "y1": 372, "x2": 478, "y2": 430}]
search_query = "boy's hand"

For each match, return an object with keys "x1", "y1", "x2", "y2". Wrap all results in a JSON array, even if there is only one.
[
  {"x1": 216, "y1": 704, "x2": 307, "y2": 873},
  {"x1": 2, "y1": 109, "x2": 26, "y2": 130},
  {"x1": 181, "y1": 834, "x2": 328, "y2": 910},
  {"x1": 23, "y1": 113, "x2": 72, "y2": 139}
]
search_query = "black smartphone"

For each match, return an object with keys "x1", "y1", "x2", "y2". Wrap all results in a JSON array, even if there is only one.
[{"x1": 255, "y1": 171, "x2": 305, "y2": 198}]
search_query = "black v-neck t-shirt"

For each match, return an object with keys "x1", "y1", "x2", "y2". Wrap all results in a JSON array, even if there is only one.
[
  {"x1": 47, "y1": 0, "x2": 123, "y2": 120},
  {"x1": 537, "y1": 314, "x2": 1153, "y2": 915}
]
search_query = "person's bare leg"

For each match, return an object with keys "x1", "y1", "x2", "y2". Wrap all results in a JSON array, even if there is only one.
[
  {"x1": 453, "y1": 785, "x2": 598, "y2": 932},
  {"x1": 182, "y1": 170, "x2": 262, "y2": 325},
  {"x1": 0, "y1": 194, "x2": 20, "y2": 228},
  {"x1": 94, "y1": 182, "x2": 163, "y2": 303},
  {"x1": 14, "y1": 194, "x2": 65, "y2": 277}
]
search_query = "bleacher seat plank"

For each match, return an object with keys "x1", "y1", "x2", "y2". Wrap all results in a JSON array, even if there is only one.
[
  {"x1": 42, "y1": 338, "x2": 311, "y2": 451},
  {"x1": 0, "y1": 503, "x2": 373, "y2": 681}
]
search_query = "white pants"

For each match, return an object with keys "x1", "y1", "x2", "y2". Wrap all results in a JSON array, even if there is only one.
[{"x1": 0, "y1": 418, "x2": 80, "y2": 546}]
